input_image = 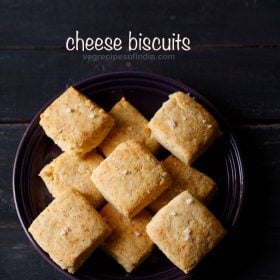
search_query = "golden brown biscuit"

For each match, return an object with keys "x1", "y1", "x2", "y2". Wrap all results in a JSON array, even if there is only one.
[
  {"x1": 148, "y1": 92, "x2": 222, "y2": 165},
  {"x1": 146, "y1": 191, "x2": 226, "y2": 274},
  {"x1": 100, "y1": 204, "x2": 154, "y2": 273},
  {"x1": 39, "y1": 87, "x2": 114, "y2": 157},
  {"x1": 149, "y1": 155, "x2": 217, "y2": 212},
  {"x1": 39, "y1": 151, "x2": 105, "y2": 208},
  {"x1": 92, "y1": 140, "x2": 172, "y2": 219},
  {"x1": 99, "y1": 97, "x2": 160, "y2": 156},
  {"x1": 28, "y1": 189, "x2": 111, "y2": 274}
]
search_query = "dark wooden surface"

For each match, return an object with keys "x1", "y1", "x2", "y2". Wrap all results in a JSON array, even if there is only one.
[{"x1": 0, "y1": 1, "x2": 280, "y2": 279}]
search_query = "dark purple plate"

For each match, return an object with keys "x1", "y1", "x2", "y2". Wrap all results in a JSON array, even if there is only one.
[{"x1": 13, "y1": 71, "x2": 245, "y2": 280}]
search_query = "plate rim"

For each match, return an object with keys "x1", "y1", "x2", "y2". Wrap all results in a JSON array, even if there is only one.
[{"x1": 13, "y1": 70, "x2": 246, "y2": 280}]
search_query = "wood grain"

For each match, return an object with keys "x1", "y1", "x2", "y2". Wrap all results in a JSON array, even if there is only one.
[
  {"x1": 1, "y1": 123, "x2": 280, "y2": 228},
  {"x1": 0, "y1": 229, "x2": 65, "y2": 280},
  {"x1": 0, "y1": 125, "x2": 26, "y2": 227},
  {"x1": 0, "y1": 0, "x2": 279, "y2": 47},
  {"x1": 0, "y1": 1, "x2": 280, "y2": 279},
  {"x1": 236, "y1": 124, "x2": 280, "y2": 229},
  {"x1": 0, "y1": 227, "x2": 279, "y2": 280},
  {"x1": 1, "y1": 122, "x2": 280, "y2": 279},
  {"x1": 0, "y1": 48, "x2": 280, "y2": 122}
]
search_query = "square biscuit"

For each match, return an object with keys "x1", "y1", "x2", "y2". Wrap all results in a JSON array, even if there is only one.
[
  {"x1": 149, "y1": 155, "x2": 217, "y2": 212},
  {"x1": 39, "y1": 150, "x2": 105, "y2": 208},
  {"x1": 99, "y1": 97, "x2": 160, "y2": 157},
  {"x1": 92, "y1": 140, "x2": 172, "y2": 219},
  {"x1": 148, "y1": 92, "x2": 222, "y2": 165},
  {"x1": 100, "y1": 204, "x2": 154, "y2": 273},
  {"x1": 146, "y1": 191, "x2": 227, "y2": 274},
  {"x1": 28, "y1": 189, "x2": 111, "y2": 274},
  {"x1": 39, "y1": 87, "x2": 114, "y2": 157}
]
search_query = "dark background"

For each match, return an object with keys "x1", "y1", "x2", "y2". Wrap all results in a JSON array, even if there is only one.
[{"x1": 0, "y1": 1, "x2": 280, "y2": 279}]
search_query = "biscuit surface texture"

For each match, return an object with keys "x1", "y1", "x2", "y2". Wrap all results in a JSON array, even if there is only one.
[
  {"x1": 28, "y1": 189, "x2": 111, "y2": 273},
  {"x1": 146, "y1": 191, "x2": 226, "y2": 273},
  {"x1": 149, "y1": 155, "x2": 217, "y2": 212},
  {"x1": 100, "y1": 204, "x2": 154, "y2": 272},
  {"x1": 39, "y1": 151, "x2": 105, "y2": 208},
  {"x1": 92, "y1": 140, "x2": 172, "y2": 218},
  {"x1": 39, "y1": 87, "x2": 114, "y2": 157},
  {"x1": 148, "y1": 91, "x2": 221, "y2": 165},
  {"x1": 100, "y1": 97, "x2": 160, "y2": 156}
]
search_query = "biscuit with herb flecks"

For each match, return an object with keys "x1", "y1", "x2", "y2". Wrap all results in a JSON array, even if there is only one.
[
  {"x1": 39, "y1": 86, "x2": 114, "y2": 157},
  {"x1": 101, "y1": 204, "x2": 154, "y2": 272},
  {"x1": 149, "y1": 155, "x2": 217, "y2": 212},
  {"x1": 146, "y1": 191, "x2": 226, "y2": 274},
  {"x1": 92, "y1": 140, "x2": 172, "y2": 219},
  {"x1": 149, "y1": 92, "x2": 221, "y2": 165},
  {"x1": 100, "y1": 97, "x2": 160, "y2": 156},
  {"x1": 28, "y1": 189, "x2": 111, "y2": 274},
  {"x1": 39, "y1": 150, "x2": 105, "y2": 208}
]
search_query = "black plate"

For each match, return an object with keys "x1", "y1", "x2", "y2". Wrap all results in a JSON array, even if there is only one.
[{"x1": 13, "y1": 71, "x2": 245, "y2": 280}]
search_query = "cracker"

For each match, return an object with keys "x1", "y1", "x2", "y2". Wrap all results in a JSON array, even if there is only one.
[
  {"x1": 146, "y1": 191, "x2": 226, "y2": 274},
  {"x1": 149, "y1": 155, "x2": 217, "y2": 212},
  {"x1": 92, "y1": 140, "x2": 172, "y2": 218},
  {"x1": 99, "y1": 97, "x2": 160, "y2": 156},
  {"x1": 39, "y1": 150, "x2": 105, "y2": 208},
  {"x1": 39, "y1": 87, "x2": 114, "y2": 157},
  {"x1": 100, "y1": 204, "x2": 154, "y2": 272},
  {"x1": 28, "y1": 189, "x2": 111, "y2": 274},
  {"x1": 148, "y1": 92, "x2": 221, "y2": 165}
]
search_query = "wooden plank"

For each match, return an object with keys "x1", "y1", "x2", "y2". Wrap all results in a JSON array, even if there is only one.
[
  {"x1": 0, "y1": 229, "x2": 66, "y2": 280},
  {"x1": 0, "y1": 124, "x2": 26, "y2": 227},
  {"x1": 1, "y1": 122, "x2": 280, "y2": 278},
  {"x1": 236, "y1": 124, "x2": 280, "y2": 229},
  {"x1": 225, "y1": 228, "x2": 280, "y2": 280},
  {"x1": 1, "y1": 122, "x2": 280, "y2": 228},
  {"x1": 0, "y1": 0, "x2": 279, "y2": 47},
  {"x1": 0, "y1": 48, "x2": 280, "y2": 122},
  {"x1": 0, "y1": 228, "x2": 279, "y2": 279}
]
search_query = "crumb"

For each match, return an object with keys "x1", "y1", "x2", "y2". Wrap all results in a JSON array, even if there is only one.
[
  {"x1": 169, "y1": 211, "x2": 177, "y2": 216},
  {"x1": 122, "y1": 170, "x2": 129, "y2": 175},
  {"x1": 183, "y1": 227, "x2": 191, "y2": 241},
  {"x1": 160, "y1": 172, "x2": 169, "y2": 185},
  {"x1": 65, "y1": 108, "x2": 73, "y2": 113},
  {"x1": 59, "y1": 227, "x2": 70, "y2": 236},
  {"x1": 77, "y1": 165, "x2": 86, "y2": 174},
  {"x1": 186, "y1": 198, "x2": 193, "y2": 205},
  {"x1": 166, "y1": 119, "x2": 176, "y2": 128},
  {"x1": 89, "y1": 113, "x2": 96, "y2": 119}
]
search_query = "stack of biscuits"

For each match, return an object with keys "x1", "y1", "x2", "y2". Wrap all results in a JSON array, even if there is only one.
[{"x1": 29, "y1": 87, "x2": 227, "y2": 274}]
